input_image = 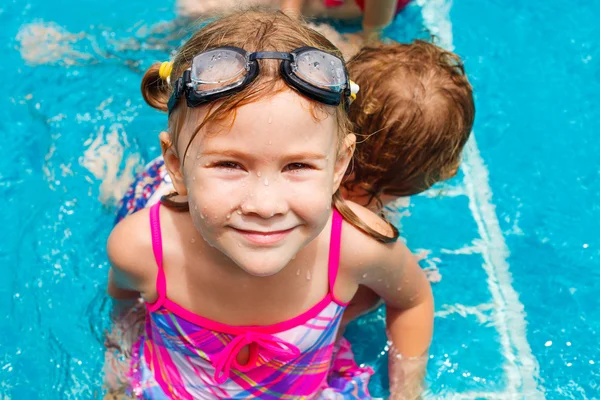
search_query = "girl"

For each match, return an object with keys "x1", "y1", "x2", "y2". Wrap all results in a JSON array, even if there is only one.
[{"x1": 107, "y1": 10, "x2": 433, "y2": 400}]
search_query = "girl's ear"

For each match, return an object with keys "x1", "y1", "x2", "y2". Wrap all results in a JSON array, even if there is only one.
[
  {"x1": 160, "y1": 131, "x2": 187, "y2": 196},
  {"x1": 332, "y1": 133, "x2": 356, "y2": 193}
]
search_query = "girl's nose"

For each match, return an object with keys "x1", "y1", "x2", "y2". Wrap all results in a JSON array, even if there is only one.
[{"x1": 240, "y1": 178, "x2": 289, "y2": 218}]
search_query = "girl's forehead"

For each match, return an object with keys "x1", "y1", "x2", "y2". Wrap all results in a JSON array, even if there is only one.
[{"x1": 182, "y1": 91, "x2": 338, "y2": 154}]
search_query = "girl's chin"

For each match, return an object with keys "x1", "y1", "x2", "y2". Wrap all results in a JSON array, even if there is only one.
[{"x1": 230, "y1": 253, "x2": 293, "y2": 277}]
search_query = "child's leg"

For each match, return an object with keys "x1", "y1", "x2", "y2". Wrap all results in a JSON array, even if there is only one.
[{"x1": 103, "y1": 301, "x2": 145, "y2": 395}]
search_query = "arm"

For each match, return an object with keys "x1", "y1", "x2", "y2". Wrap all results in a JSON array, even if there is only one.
[
  {"x1": 106, "y1": 210, "x2": 154, "y2": 318},
  {"x1": 366, "y1": 242, "x2": 433, "y2": 399},
  {"x1": 341, "y1": 203, "x2": 433, "y2": 399},
  {"x1": 361, "y1": 0, "x2": 397, "y2": 42},
  {"x1": 385, "y1": 254, "x2": 433, "y2": 399}
]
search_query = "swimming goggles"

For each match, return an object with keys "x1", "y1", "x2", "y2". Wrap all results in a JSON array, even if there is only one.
[{"x1": 167, "y1": 46, "x2": 351, "y2": 115}]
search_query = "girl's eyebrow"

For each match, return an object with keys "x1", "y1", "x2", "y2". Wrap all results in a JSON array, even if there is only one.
[{"x1": 201, "y1": 149, "x2": 328, "y2": 161}]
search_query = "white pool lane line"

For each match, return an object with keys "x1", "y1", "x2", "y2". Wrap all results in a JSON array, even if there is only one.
[{"x1": 417, "y1": 0, "x2": 543, "y2": 398}]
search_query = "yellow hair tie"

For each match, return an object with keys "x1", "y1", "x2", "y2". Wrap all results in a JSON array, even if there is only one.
[
  {"x1": 349, "y1": 80, "x2": 360, "y2": 102},
  {"x1": 159, "y1": 61, "x2": 173, "y2": 80}
]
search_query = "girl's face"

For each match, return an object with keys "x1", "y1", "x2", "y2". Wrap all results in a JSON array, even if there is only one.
[{"x1": 167, "y1": 90, "x2": 353, "y2": 277}]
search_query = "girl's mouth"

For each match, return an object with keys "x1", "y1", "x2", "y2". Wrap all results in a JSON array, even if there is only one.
[{"x1": 232, "y1": 227, "x2": 296, "y2": 246}]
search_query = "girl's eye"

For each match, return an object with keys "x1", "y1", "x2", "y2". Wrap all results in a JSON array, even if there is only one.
[
  {"x1": 214, "y1": 161, "x2": 242, "y2": 170},
  {"x1": 284, "y1": 163, "x2": 311, "y2": 172}
]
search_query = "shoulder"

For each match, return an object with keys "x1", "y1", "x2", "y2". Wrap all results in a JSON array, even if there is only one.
[
  {"x1": 107, "y1": 208, "x2": 156, "y2": 291},
  {"x1": 335, "y1": 201, "x2": 428, "y2": 308},
  {"x1": 337, "y1": 201, "x2": 411, "y2": 277}
]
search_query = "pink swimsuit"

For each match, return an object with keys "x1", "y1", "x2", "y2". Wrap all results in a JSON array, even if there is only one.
[{"x1": 128, "y1": 202, "x2": 373, "y2": 399}]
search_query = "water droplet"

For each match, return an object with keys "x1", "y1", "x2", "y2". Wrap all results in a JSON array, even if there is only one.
[
  {"x1": 296, "y1": 270, "x2": 300, "y2": 276},
  {"x1": 192, "y1": 176, "x2": 196, "y2": 181},
  {"x1": 190, "y1": 238, "x2": 196, "y2": 243},
  {"x1": 583, "y1": 243, "x2": 589, "y2": 248},
  {"x1": 396, "y1": 287, "x2": 402, "y2": 291},
  {"x1": 306, "y1": 271, "x2": 311, "y2": 280},
  {"x1": 237, "y1": 210, "x2": 242, "y2": 215},
  {"x1": 196, "y1": 155, "x2": 201, "y2": 159},
  {"x1": 268, "y1": 140, "x2": 272, "y2": 145},
  {"x1": 362, "y1": 273, "x2": 367, "y2": 279},
  {"x1": 264, "y1": 178, "x2": 269, "y2": 186},
  {"x1": 257, "y1": 171, "x2": 262, "y2": 177},
  {"x1": 205, "y1": 163, "x2": 209, "y2": 167},
  {"x1": 545, "y1": 341, "x2": 553, "y2": 347},
  {"x1": 268, "y1": 116, "x2": 272, "y2": 124},
  {"x1": 200, "y1": 214, "x2": 206, "y2": 220},
  {"x1": 226, "y1": 214, "x2": 231, "y2": 219},
  {"x1": 237, "y1": 242, "x2": 242, "y2": 247}
]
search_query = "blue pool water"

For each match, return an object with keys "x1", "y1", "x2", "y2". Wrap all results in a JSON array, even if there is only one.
[{"x1": 1, "y1": 0, "x2": 599, "y2": 398}]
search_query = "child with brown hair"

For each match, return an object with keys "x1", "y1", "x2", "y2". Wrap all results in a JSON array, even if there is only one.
[
  {"x1": 338, "y1": 39, "x2": 475, "y2": 329},
  {"x1": 106, "y1": 9, "x2": 435, "y2": 399}
]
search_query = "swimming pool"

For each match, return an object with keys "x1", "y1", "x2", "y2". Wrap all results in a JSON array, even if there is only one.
[{"x1": 1, "y1": 0, "x2": 598, "y2": 398}]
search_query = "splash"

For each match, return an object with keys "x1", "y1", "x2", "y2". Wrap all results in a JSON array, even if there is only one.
[
  {"x1": 80, "y1": 124, "x2": 140, "y2": 207},
  {"x1": 17, "y1": 22, "x2": 96, "y2": 66}
]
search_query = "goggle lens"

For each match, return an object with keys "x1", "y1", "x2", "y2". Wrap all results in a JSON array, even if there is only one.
[
  {"x1": 191, "y1": 49, "x2": 248, "y2": 93},
  {"x1": 294, "y1": 50, "x2": 346, "y2": 91}
]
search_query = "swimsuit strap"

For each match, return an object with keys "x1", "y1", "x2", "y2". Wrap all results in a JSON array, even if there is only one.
[
  {"x1": 328, "y1": 209, "x2": 343, "y2": 298},
  {"x1": 149, "y1": 202, "x2": 167, "y2": 305}
]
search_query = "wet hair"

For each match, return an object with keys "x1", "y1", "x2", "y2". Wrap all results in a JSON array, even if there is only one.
[
  {"x1": 140, "y1": 9, "x2": 399, "y2": 243},
  {"x1": 346, "y1": 40, "x2": 475, "y2": 204}
]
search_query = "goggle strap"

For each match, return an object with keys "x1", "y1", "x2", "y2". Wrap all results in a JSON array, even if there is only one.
[{"x1": 249, "y1": 52, "x2": 293, "y2": 62}]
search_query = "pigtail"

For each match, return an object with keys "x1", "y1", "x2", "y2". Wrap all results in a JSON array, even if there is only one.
[
  {"x1": 160, "y1": 192, "x2": 189, "y2": 212},
  {"x1": 332, "y1": 191, "x2": 398, "y2": 244},
  {"x1": 141, "y1": 62, "x2": 171, "y2": 112}
]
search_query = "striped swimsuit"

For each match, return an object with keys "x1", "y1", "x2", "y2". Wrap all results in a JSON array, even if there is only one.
[{"x1": 128, "y1": 202, "x2": 371, "y2": 399}]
